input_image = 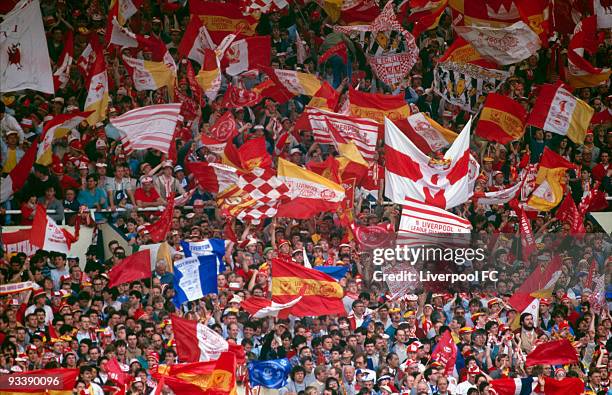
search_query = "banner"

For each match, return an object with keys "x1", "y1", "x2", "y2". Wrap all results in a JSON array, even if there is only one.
[
  {"x1": 368, "y1": 52, "x2": 415, "y2": 87},
  {"x1": 173, "y1": 256, "x2": 219, "y2": 306},
  {"x1": 433, "y1": 61, "x2": 509, "y2": 113}
]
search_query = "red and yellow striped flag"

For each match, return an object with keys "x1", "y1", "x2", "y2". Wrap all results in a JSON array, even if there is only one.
[{"x1": 348, "y1": 88, "x2": 410, "y2": 123}]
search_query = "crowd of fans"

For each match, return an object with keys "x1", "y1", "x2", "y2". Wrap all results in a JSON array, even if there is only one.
[{"x1": 0, "y1": 0, "x2": 611, "y2": 394}]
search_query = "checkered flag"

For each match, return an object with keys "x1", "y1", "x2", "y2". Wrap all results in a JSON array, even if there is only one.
[{"x1": 235, "y1": 168, "x2": 292, "y2": 223}]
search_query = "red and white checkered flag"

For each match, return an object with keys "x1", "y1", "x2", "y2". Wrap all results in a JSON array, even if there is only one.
[
  {"x1": 235, "y1": 167, "x2": 291, "y2": 222},
  {"x1": 237, "y1": 168, "x2": 290, "y2": 203}
]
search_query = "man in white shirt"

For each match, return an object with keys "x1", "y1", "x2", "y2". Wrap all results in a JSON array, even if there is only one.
[
  {"x1": 24, "y1": 290, "x2": 54, "y2": 325},
  {"x1": 455, "y1": 365, "x2": 480, "y2": 395},
  {"x1": 0, "y1": 102, "x2": 24, "y2": 142}
]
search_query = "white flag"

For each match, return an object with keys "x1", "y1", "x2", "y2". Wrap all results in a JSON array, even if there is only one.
[
  {"x1": 0, "y1": 0, "x2": 54, "y2": 94},
  {"x1": 454, "y1": 21, "x2": 541, "y2": 66}
]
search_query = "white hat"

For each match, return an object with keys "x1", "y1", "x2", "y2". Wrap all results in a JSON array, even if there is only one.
[
  {"x1": 95, "y1": 139, "x2": 106, "y2": 148},
  {"x1": 229, "y1": 295, "x2": 242, "y2": 304},
  {"x1": 290, "y1": 148, "x2": 301, "y2": 155},
  {"x1": 361, "y1": 369, "x2": 376, "y2": 382}
]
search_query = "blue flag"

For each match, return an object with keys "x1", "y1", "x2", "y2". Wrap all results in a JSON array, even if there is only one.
[
  {"x1": 314, "y1": 266, "x2": 349, "y2": 281},
  {"x1": 248, "y1": 358, "x2": 292, "y2": 389},
  {"x1": 180, "y1": 239, "x2": 226, "y2": 273},
  {"x1": 173, "y1": 255, "x2": 218, "y2": 307}
]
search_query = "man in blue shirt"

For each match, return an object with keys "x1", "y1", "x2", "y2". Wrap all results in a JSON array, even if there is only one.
[{"x1": 78, "y1": 174, "x2": 108, "y2": 222}]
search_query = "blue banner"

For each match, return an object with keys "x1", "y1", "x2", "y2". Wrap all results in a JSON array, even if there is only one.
[
  {"x1": 180, "y1": 239, "x2": 226, "y2": 273},
  {"x1": 314, "y1": 265, "x2": 349, "y2": 281},
  {"x1": 248, "y1": 358, "x2": 292, "y2": 389},
  {"x1": 173, "y1": 255, "x2": 218, "y2": 307}
]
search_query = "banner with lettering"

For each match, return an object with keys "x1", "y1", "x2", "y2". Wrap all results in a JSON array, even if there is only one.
[
  {"x1": 367, "y1": 52, "x2": 414, "y2": 87},
  {"x1": 433, "y1": 61, "x2": 509, "y2": 113}
]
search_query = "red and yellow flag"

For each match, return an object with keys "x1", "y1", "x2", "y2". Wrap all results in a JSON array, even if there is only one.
[
  {"x1": 437, "y1": 37, "x2": 498, "y2": 69},
  {"x1": 271, "y1": 258, "x2": 346, "y2": 317},
  {"x1": 475, "y1": 93, "x2": 527, "y2": 144},
  {"x1": 348, "y1": 88, "x2": 410, "y2": 123},
  {"x1": 309, "y1": 81, "x2": 340, "y2": 111},
  {"x1": 526, "y1": 148, "x2": 576, "y2": 211},
  {"x1": 189, "y1": 0, "x2": 257, "y2": 44}
]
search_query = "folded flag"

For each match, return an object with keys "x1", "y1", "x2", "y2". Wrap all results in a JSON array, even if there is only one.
[
  {"x1": 171, "y1": 315, "x2": 229, "y2": 362},
  {"x1": 178, "y1": 16, "x2": 215, "y2": 66},
  {"x1": 525, "y1": 339, "x2": 579, "y2": 367},
  {"x1": 567, "y1": 16, "x2": 611, "y2": 88},
  {"x1": 527, "y1": 83, "x2": 594, "y2": 145},
  {"x1": 392, "y1": 113, "x2": 457, "y2": 154},
  {"x1": 248, "y1": 359, "x2": 292, "y2": 389},
  {"x1": 295, "y1": 107, "x2": 379, "y2": 162},
  {"x1": 223, "y1": 36, "x2": 271, "y2": 76},
  {"x1": 276, "y1": 158, "x2": 345, "y2": 219},
  {"x1": 314, "y1": 266, "x2": 350, "y2": 281},
  {"x1": 0, "y1": 0, "x2": 54, "y2": 94},
  {"x1": 31, "y1": 205, "x2": 77, "y2": 254},
  {"x1": 107, "y1": 0, "x2": 142, "y2": 29},
  {"x1": 385, "y1": 117, "x2": 473, "y2": 209},
  {"x1": 271, "y1": 258, "x2": 346, "y2": 317},
  {"x1": 454, "y1": 21, "x2": 541, "y2": 66},
  {"x1": 475, "y1": 93, "x2": 527, "y2": 144},
  {"x1": 536, "y1": 377, "x2": 584, "y2": 395},
  {"x1": 490, "y1": 377, "x2": 536, "y2": 395},
  {"x1": 0, "y1": 137, "x2": 38, "y2": 204},
  {"x1": 348, "y1": 88, "x2": 410, "y2": 123},
  {"x1": 111, "y1": 103, "x2": 182, "y2": 155},
  {"x1": 526, "y1": 148, "x2": 576, "y2": 211},
  {"x1": 107, "y1": 249, "x2": 152, "y2": 288},
  {"x1": 241, "y1": 295, "x2": 303, "y2": 318},
  {"x1": 173, "y1": 255, "x2": 218, "y2": 306}
]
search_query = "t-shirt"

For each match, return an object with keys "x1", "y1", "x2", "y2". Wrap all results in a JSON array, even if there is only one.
[{"x1": 134, "y1": 187, "x2": 161, "y2": 205}]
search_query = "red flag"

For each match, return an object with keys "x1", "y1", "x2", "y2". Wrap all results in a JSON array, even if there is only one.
[
  {"x1": 518, "y1": 207, "x2": 537, "y2": 262},
  {"x1": 106, "y1": 357, "x2": 131, "y2": 386},
  {"x1": 185, "y1": 60, "x2": 204, "y2": 106},
  {"x1": 144, "y1": 195, "x2": 175, "y2": 243},
  {"x1": 309, "y1": 81, "x2": 340, "y2": 112},
  {"x1": 555, "y1": 196, "x2": 586, "y2": 235},
  {"x1": 525, "y1": 339, "x2": 579, "y2": 367},
  {"x1": 537, "y1": 377, "x2": 584, "y2": 395},
  {"x1": 189, "y1": 1, "x2": 257, "y2": 44},
  {"x1": 223, "y1": 219, "x2": 238, "y2": 243},
  {"x1": 221, "y1": 83, "x2": 262, "y2": 108},
  {"x1": 252, "y1": 78, "x2": 293, "y2": 104},
  {"x1": 271, "y1": 258, "x2": 346, "y2": 317},
  {"x1": 171, "y1": 314, "x2": 228, "y2": 362},
  {"x1": 319, "y1": 42, "x2": 348, "y2": 64},
  {"x1": 53, "y1": 30, "x2": 74, "y2": 90},
  {"x1": 430, "y1": 330, "x2": 457, "y2": 375},
  {"x1": 210, "y1": 111, "x2": 238, "y2": 142},
  {"x1": 475, "y1": 93, "x2": 527, "y2": 144},
  {"x1": 223, "y1": 36, "x2": 272, "y2": 76},
  {"x1": 107, "y1": 250, "x2": 152, "y2": 288},
  {"x1": 234, "y1": 137, "x2": 272, "y2": 171},
  {"x1": 408, "y1": 0, "x2": 448, "y2": 38}
]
